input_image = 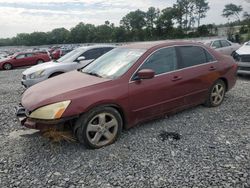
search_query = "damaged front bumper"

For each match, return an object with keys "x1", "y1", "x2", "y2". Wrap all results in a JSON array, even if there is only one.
[{"x1": 15, "y1": 104, "x2": 76, "y2": 130}]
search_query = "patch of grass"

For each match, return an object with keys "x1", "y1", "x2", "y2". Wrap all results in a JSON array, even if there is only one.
[{"x1": 41, "y1": 128, "x2": 76, "y2": 143}]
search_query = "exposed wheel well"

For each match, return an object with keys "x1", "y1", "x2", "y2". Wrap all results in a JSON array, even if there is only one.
[
  {"x1": 219, "y1": 77, "x2": 228, "y2": 91},
  {"x1": 86, "y1": 104, "x2": 126, "y2": 129},
  {"x1": 49, "y1": 72, "x2": 64, "y2": 78}
]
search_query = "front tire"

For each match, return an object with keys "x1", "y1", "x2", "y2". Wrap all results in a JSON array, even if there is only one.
[
  {"x1": 204, "y1": 79, "x2": 226, "y2": 107},
  {"x1": 37, "y1": 59, "x2": 44, "y2": 64},
  {"x1": 74, "y1": 107, "x2": 122, "y2": 149},
  {"x1": 3, "y1": 63, "x2": 12, "y2": 70}
]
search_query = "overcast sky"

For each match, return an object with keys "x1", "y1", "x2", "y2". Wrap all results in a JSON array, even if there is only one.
[{"x1": 0, "y1": 0, "x2": 249, "y2": 38}]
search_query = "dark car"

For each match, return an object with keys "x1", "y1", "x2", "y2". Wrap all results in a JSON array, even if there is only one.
[
  {"x1": 0, "y1": 52, "x2": 51, "y2": 70},
  {"x1": 16, "y1": 41, "x2": 237, "y2": 149}
]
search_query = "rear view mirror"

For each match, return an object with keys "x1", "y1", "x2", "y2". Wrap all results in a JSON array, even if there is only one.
[
  {"x1": 77, "y1": 56, "x2": 86, "y2": 62},
  {"x1": 136, "y1": 69, "x2": 155, "y2": 80}
]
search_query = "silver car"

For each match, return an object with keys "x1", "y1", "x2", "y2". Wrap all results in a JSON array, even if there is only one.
[
  {"x1": 22, "y1": 45, "x2": 115, "y2": 87},
  {"x1": 234, "y1": 41, "x2": 250, "y2": 75},
  {"x1": 203, "y1": 39, "x2": 241, "y2": 56}
]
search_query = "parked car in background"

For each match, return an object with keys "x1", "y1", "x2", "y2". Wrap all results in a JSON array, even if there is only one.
[
  {"x1": 51, "y1": 49, "x2": 72, "y2": 60},
  {"x1": 0, "y1": 53, "x2": 8, "y2": 59},
  {"x1": 0, "y1": 52, "x2": 51, "y2": 70},
  {"x1": 202, "y1": 39, "x2": 241, "y2": 56},
  {"x1": 16, "y1": 41, "x2": 237, "y2": 149},
  {"x1": 234, "y1": 41, "x2": 250, "y2": 75},
  {"x1": 21, "y1": 45, "x2": 115, "y2": 87}
]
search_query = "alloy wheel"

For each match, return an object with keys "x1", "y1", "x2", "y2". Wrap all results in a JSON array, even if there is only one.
[
  {"x1": 211, "y1": 83, "x2": 225, "y2": 106},
  {"x1": 3, "y1": 63, "x2": 12, "y2": 70},
  {"x1": 86, "y1": 112, "x2": 118, "y2": 147}
]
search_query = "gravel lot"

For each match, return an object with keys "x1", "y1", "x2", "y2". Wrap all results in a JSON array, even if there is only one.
[{"x1": 0, "y1": 68, "x2": 249, "y2": 188}]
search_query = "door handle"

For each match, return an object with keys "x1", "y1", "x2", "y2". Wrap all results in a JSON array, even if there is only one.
[
  {"x1": 171, "y1": 76, "x2": 182, "y2": 81},
  {"x1": 209, "y1": 66, "x2": 216, "y2": 71}
]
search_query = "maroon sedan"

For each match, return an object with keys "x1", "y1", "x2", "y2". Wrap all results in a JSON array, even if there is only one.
[
  {"x1": 0, "y1": 52, "x2": 51, "y2": 70},
  {"x1": 16, "y1": 41, "x2": 237, "y2": 149}
]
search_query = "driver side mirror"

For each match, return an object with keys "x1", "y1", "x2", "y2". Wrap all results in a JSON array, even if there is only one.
[
  {"x1": 77, "y1": 56, "x2": 86, "y2": 62},
  {"x1": 136, "y1": 69, "x2": 155, "y2": 80}
]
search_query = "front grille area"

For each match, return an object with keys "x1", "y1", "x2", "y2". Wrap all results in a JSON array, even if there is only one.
[
  {"x1": 238, "y1": 66, "x2": 250, "y2": 71},
  {"x1": 239, "y1": 55, "x2": 250, "y2": 62}
]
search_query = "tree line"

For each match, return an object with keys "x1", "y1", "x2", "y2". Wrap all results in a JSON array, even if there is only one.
[{"x1": 0, "y1": 0, "x2": 248, "y2": 46}]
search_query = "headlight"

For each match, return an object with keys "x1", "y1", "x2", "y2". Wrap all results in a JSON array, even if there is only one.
[
  {"x1": 29, "y1": 70, "x2": 45, "y2": 79},
  {"x1": 29, "y1": 100, "x2": 71, "y2": 120}
]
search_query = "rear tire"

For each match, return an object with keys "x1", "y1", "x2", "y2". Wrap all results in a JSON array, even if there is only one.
[
  {"x1": 3, "y1": 63, "x2": 12, "y2": 70},
  {"x1": 74, "y1": 106, "x2": 123, "y2": 149},
  {"x1": 204, "y1": 79, "x2": 226, "y2": 107}
]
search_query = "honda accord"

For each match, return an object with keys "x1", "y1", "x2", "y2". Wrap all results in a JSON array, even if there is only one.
[{"x1": 16, "y1": 41, "x2": 238, "y2": 149}]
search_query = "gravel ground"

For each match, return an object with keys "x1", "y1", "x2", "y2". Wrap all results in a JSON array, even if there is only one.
[{"x1": 0, "y1": 69, "x2": 249, "y2": 188}]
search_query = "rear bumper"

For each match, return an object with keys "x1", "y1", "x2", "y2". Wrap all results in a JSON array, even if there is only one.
[{"x1": 15, "y1": 105, "x2": 76, "y2": 130}]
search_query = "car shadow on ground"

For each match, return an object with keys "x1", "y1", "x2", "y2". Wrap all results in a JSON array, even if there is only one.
[{"x1": 238, "y1": 75, "x2": 250, "y2": 81}]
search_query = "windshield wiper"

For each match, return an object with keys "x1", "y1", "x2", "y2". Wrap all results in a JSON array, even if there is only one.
[{"x1": 84, "y1": 72, "x2": 102, "y2": 78}]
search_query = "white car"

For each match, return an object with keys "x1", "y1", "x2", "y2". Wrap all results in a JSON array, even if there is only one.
[
  {"x1": 202, "y1": 39, "x2": 241, "y2": 56},
  {"x1": 22, "y1": 45, "x2": 115, "y2": 87},
  {"x1": 0, "y1": 52, "x2": 8, "y2": 59},
  {"x1": 234, "y1": 41, "x2": 250, "y2": 75}
]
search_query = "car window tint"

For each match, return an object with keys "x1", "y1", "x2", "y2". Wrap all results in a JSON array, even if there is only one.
[
  {"x1": 204, "y1": 49, "x2": 216, "y2": 62},
  {"x1": 16, "y1": 54, "x2": 26, "y2": 59},
  {"x1": 140, "y1": 47, "x2": 177, "y2": 75},
  {"x1": 26, "y1": 53, "x2": 34, "y2": 57},
  {"x1": 221, "y1": 40, "x2": 231, "y2": 47},
  {"x1": 102, "y1": 47, "x2": 114, "y2": 54},
  {"x1": 212, "y1": 41, "x2": 221, "y2": 49},
  {"x1": 178, "y1": 46, "x2": 207, "y2": 68},
  {"x1": 83, "y1": 48, "x2": 103, "y2": 60}
]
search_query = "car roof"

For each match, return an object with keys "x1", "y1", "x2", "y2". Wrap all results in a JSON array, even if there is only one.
[
  {"x1": 121, "y1": 40, "x2": 207, "y2": 50},
  {"x1": 78, "y1": 45, "x2": 116, "y2": 50}
]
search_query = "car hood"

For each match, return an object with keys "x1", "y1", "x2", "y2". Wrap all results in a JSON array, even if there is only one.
[
  {"x1": 23, "y1": 61, "x2": 69, "y2": 75},
  {"x1": 21, "y1": 71, "x2": 110, "y2": 111},
  {"x1": 236, "y1": 45, "x2": 250, "y2": 55},
  {"x1": 0, "y1": 57, "x2": 11, "y2": 63}
]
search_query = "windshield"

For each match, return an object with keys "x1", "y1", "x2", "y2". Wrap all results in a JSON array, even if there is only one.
[
  {"x1": 82, "y1": 48, "x2": 146, "y2": 79},
  {"x1": 56, "y1": 47, "x2": 86, "y2": 63}
]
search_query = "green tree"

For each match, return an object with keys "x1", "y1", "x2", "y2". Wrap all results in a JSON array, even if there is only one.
[
  {"x1": 222, "y1": 3, "x2": 243, "y2": 21},
  {"x1": 194, "y1": 0, "x2": 210, "y2": 27},
  {"x1": 120, "y1": 9, "x2": 146, "y2": 41},
  {"x1": 156, "y1": 7, "x2": 175, "y2": 38},
  {"x1": 172, "y1": 0, "x2": 185, "y2": 28},
  {"x1": 173, "y1": 0, "x2": 196, "y2": 31},
  {"x1": 47, "y1": 28, "x2": 70, "y2": 44},
  {"x1": 145, "y1": 7, "x2": 160, "y2": 39}
]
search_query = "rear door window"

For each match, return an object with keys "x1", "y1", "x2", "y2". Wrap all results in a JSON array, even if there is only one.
[
  {"x1": 211, "y1": 41, "x2": 221, "y2": 49},
  {"x1": 177, "y1": 46, "x2": 208, "y2": 69},
  {"x1": 139, "y1": 47, "x2": 177, "y2": 75},
  {"x1": 26, "y1": 53, "x2": 34, "y2": 57},
  {"x1": 220, "y1": 40, "x2": 231, "y2": 47}
]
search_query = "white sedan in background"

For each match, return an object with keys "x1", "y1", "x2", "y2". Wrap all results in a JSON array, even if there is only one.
[
  {"x1": 22, "y1": 45, "x2": 115, "y2": 87},
  {"x1": 202, "y1": 39, "x2": 241, "y2": 56},
  {"x1": 234, "y1": 41, "x2": 250, "y2": 75}
]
